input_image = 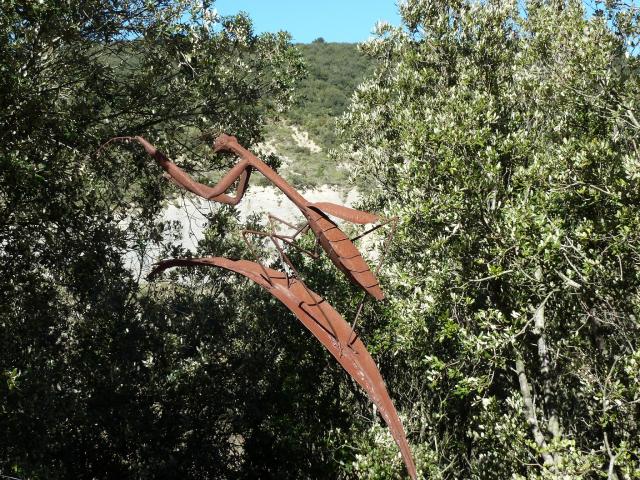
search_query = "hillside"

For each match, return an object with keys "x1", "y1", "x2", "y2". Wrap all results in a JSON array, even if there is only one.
[{"x1": 263, "y1": 41, "x2": 374, "y2": 188}]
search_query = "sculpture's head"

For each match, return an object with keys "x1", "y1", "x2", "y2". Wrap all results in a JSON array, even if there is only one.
[{"x1": 213, "y1": 133, "x2": 238, "y2": 153}]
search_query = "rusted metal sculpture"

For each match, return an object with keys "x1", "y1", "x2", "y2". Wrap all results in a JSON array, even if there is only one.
[
  {"x1": 103, "y1": 134, "x2": 395, "y2": 301},
  {"x1": 102, "y1": 133, "x2": 416, "y2": 478},
  {"x1": 149, "y1": 256, "x2": 417, "y2": 479}
]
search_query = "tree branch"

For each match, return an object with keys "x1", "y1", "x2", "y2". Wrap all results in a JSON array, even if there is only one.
[
  {"x1": 533, "y1": 290, "x2": 561, "y2": 441},
  {"x1": 515, "y1": 354, "x2": 556, "y2": 467}
]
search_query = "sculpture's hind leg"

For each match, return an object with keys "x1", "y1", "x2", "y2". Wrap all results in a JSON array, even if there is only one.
[
  {"x1": 266, "y1": 213, "x2": 320, "y2": 259},
  {"x1": 240, "y1": 229, "x2": 275, "y2": 287},
  {"x1": 350, "y1": 216, "x2": 398, "y2": 276},
  {"x1": 344, "y1": 217, "x2": 398, "y2": 345},
  {"x1": 345, "y1": 292, "x2": 368, "y2": 347}
]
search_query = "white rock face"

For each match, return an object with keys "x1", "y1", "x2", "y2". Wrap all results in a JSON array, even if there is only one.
[
  {"x1": 124, "y1": 186, "x2": 365, "y2": 275},
  {"x1": 163, "y1": 185, "x2": 361, "y2": 251}
]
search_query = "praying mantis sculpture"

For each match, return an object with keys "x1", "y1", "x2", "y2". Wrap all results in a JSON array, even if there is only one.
[
  {"x1": 103, "y1": 134, "x2": 416, "y2": 479},
  {"x1": 103, "y1": 134, "x2": 396, "y2": 301}
]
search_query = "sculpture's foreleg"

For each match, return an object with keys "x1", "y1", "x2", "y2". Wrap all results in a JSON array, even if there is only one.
[
  {"x1": 266, "y1": 214, "x2": 319, "y2": 259},
  {"x1": 350, "y1": 216, "x2": 398, "y2": 276},
  {"x1": 267, "y1": 213, "x2": 310, "y2": 241},
  {"x1": 98, "y1": 136, "x2": 252, "y2": 206}
]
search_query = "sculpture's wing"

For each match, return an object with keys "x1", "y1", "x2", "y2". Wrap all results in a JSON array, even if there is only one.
[
  {"x1": 304, "y1": 206, "x2": 384, "y2": 300},
  {"x1": 311, "y1": 202, "x2": 380, "y2": 225},
  {"x1": 150, "y1": 257, "x2": 417, "y2": 480}
]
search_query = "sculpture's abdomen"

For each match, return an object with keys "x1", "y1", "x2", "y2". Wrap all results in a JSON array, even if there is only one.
[{"x1": 304, "y1": 206, "x2": 384, "y2": 300}]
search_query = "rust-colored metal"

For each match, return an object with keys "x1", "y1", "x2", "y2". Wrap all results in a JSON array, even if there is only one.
[
  {"x1": 105, "y1": 134, "x2": 385, "y2": 300},
  {"x1": 149, "y1": 256, "x2": 417, "y2": 480}
]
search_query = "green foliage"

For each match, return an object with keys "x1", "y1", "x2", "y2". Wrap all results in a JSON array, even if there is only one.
[
  {"x1": 4, "y1": 0, "x2": 640, "y2": 478},
  {"x1": 338, "y1": 0, "x2": 640, "y2": 477},
  {"x1": 0, "y1": 1, "x2": 359, "y2": 478}
]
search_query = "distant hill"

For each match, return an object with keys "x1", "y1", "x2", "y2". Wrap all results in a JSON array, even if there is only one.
[
  {"x1": 288, "y1": 41, "x2": 374, "y2": 149},
  {"x1": 264, "y1": 41, "x2": 374, "y2": 188}
]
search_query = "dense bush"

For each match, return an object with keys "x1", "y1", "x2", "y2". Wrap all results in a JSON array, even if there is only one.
[{"x1": 337, "y1": 0, "x2": 640, "y2": 477}]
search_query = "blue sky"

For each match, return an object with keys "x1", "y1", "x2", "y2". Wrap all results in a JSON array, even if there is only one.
[{"x1": 213, "y1": 0, "x2": 402, "y2": 43}]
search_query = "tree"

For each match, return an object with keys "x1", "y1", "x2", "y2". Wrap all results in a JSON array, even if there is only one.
[
  {"x1": 0, "y1": 1, "x2": 318, "y2": 477},
  {"x1": 338, "y1": 0, "x2": 640, "y2": 477}
]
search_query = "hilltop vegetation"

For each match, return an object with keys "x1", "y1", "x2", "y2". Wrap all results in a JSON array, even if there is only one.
[
  {"x1": 264, "y1": 41, "x2": 374, "y2": 188},
  {"x1": 289, "y1": 40, "x2": 374, "y2": 149}
]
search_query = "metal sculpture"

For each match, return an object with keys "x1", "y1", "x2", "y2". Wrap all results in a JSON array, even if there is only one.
[
  {"x1": 102, "y1": 133, "x2": 416, "y2": 479},
  {"x1": 103, "y1": 134, "x2": 395, "y2": 301}
]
